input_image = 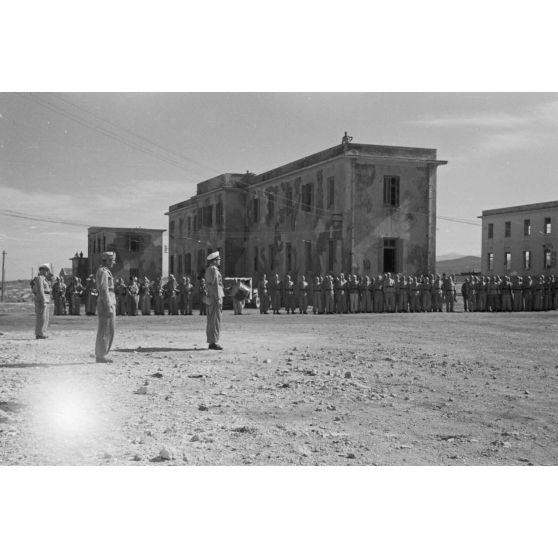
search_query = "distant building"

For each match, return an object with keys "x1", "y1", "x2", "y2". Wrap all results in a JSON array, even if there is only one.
[
  {"x1": 88, "y1": 227, "x2": 165, "y2": 280},
  {"x1": 167, "y1": 140, "x2": 447, "y2": 279},
  {"x1": 70, "y1": 251, "x2": 88, "y2": 283},
  {"x1": 481, "y1": 200, "x2": 558, "y2": 275}
]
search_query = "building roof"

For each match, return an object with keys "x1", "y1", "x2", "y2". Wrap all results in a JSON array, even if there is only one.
[
  {"x1": 251, "y1": 143, "x2": 446, "y2": 185},
  {"x1": 88, "y1": 226, "x2": 166, "y2": 234},
  {"x1": 481, "y1": 200, "x2": 558, "y2": 217},
  {"x1": 167, "y1": 141, "x2": 447, "y2": 213}
]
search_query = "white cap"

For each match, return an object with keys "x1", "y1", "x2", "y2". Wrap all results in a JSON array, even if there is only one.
[
  {"x1": 38, "y1": 263, "x2": 51, "y2": 271},
  {"x1": 206, "y1": 251, "x2": 220, "y2": 261},
  {"x1": 101, "y1": 251, "x2": 116, "y2": 261}
]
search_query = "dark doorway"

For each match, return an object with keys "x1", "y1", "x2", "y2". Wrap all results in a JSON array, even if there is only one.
[{"x1": 383, "y1": 239, "x2": 397, "y2": 273}]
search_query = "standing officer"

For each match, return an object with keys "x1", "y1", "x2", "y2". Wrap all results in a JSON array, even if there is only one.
[
  {"x1": 33, "y1": 263, "x2": 52, "y2": 339},
  {"x1": 84, "y1": 275, "x2": 98, "y2": 316},
  {"x1": 443, "y1": 273, "x2": 456, "y2": 312},
  {"x1": 205, "y1": 251, "x2": 224, "y2": 350},
  {"x1": 323, "y1": 274, "x2": 334, "y2": 314},
  {"x1": 271, "y1": 273, "x2": 282, "y2": 314},
  {"x1": 198, "y1": 277, "x2": 208, "y2": 316},
  {"x1": 312, "y1": 274, "x2": 322, "y2": 314},
  {"x1": 298, "y1": 275, "x2": 309, "y2": 314},
  {"x1": 258, "y1": 273, "x2": 270, "y2": 315},
  {"x1": 284, "y1": 274, "x2": 296, "y2": 314},
  {"x1": 384, "y1": 273, "x2": 396, "y2": 313},
  {"x1": 95, "y1": 252, "x2": 116, "y2": 363}
]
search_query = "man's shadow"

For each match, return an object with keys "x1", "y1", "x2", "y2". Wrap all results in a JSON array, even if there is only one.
[{"x1": 115, "y1": 347, "x2": 205, "y2": 353}]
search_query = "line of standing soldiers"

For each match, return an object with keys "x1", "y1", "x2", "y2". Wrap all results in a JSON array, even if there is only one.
[
  {"x1": 256, "y1": 272, "x2": 461, "y2": 315},
  {"x1": 51, "y1": 275, "x2": 99, "y2": 316},
  {"x1": 461, "y1": 274, "x2": 558, "y2": 312},
  {"x1": 113, "y1": 275, "x2": 208, "y2": 316}
]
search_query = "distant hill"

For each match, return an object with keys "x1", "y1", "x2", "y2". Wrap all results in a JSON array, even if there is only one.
[{"x1": 436, "y1": 256, "x2": 481, "y2": 275}]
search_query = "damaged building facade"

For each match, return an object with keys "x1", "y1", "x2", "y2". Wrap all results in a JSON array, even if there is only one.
[
  {"x1": 88, "y1": 226, "x2": 165, "y2": 279},
  {"x1": 167, "y1": 142, "x2": 446, "y2": 280}
]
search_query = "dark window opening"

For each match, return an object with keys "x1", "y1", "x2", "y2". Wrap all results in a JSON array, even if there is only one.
[
  {"x1": 302, "y1": 183, "x2": 313, "y2": 212},
  {"x1": 383, "y1": 238, "x2": 397, "y2": 273},
  {"x1": 488, "y1": 223, "x2": 494, "y2": 239},
  {"x1": 383, "y1": 176, "x2": 400, "y2": 207},
  {"x1": 505, "y1": 221, "x2": 511, "y2": 238}
]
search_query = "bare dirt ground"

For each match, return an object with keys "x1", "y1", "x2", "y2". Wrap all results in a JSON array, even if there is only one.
[{"x1": 0, "y1": 302, "x2": 557, "y2": 465}]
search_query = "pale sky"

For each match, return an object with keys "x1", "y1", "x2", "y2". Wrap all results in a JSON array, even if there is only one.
[{"x1": 2, "y1": 92, "x2": 558, "y2": 279}]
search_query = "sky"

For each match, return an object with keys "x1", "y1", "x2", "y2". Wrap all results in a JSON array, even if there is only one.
[{"x1": 2, "y1": 92, "x2": 558, "y2": 279}]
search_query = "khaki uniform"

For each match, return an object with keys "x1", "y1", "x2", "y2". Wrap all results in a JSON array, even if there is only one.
[
  {"x1": 258, "y1": 277, "x2": 270, "y2": 314},
  {"x1": 205, "y1": 264, "x2": 224, "y2": 344},
  {"x1": 95, "y1": 265, "x2": 116, "y2": 359},
  {"x1": 33, "y1": 274, "x2": 51, "y2": 338}
]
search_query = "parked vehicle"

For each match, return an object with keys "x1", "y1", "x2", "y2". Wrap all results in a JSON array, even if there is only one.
[{"x1": 222, "y1": 277, "x2": 259, "y2": 309}]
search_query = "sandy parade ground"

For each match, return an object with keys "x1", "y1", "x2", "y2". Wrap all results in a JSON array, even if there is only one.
[{"x1": 0, "y1": 300, "x2": 556, "y2": 466}]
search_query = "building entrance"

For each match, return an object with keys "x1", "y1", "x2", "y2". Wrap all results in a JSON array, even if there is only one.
[{"x1": 383, "y1": 239, "x2": 397, "y2": 273}]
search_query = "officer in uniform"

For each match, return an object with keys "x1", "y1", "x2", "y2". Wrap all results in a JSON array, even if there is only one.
[
  {"x1": 443, "y1": 273, "x2": 456, "y2": 312},
  {"x1": 297, "y1": 275, "x2": 309, "y2": 314},
  {"x1": 95, "y1": 252, "x2": 117, "y2": 363},
  {"x1": 33, "y1": 263, "x2": 52, "y2": 339},
  {"x1": 85, "y1": 275, "x2": 98, "y2": 316},
  {"x1": 152, "y1": 277, "x2": 165, "y2": 315},
  {"x1": 312, "y1": 274, "x2": 322, "y2": 314},
  {"x1": 126, "y1": 277, "x2": 140, "y2": 316},
  {"x1": 348, "y1": 274, "x2": 360, "y2": 313},
  {"x1": 271, "y1": 274, "x2": 282, "y2": 314},
  {"x1": 373, "y1": 274, "x2": 384, "y2": 313},
  {"x1": 139, "y1": 276, "x2": 152, "y2": 315},
  {"x1": 198, "y1": 277, "x2": 208, "y2": 315},
  {"x1": 500, "y1": 275, "x2": 513, "y2": 312},
  {"x1": 258, "y1": 273, "x2": 270, "y2": 315},
  {"x1": 205, "y1": 251, "x2": 224, "y2": 350},
  {"x1": 323, "y1": 274, "x2": 334, "y2": 314},
  {"x1": 383, "y1": 273, "x2": 396, "y2": 313},
  {"x1": 397, "y1": 275, "x2": 409, "y2": 312},
  {"x1": 284, "y1": 274, "x2": 296, "y2": 314}
]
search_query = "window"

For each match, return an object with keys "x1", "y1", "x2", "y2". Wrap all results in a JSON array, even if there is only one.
[
  {"x1": 304, "y1": 241, "x2": 312, "y2": 272},
  {"x1": 216, "y1": 198, "x2": 223, "y2": 227},
  {"x1": 504, "y1": 251, "x2": 511, "y2": 272},
  {"x1": 488, "y1": 252, "x2": 494, "y2": 272},
  {"x1": 169, "y1": 256, "x2": 174, "y2": 275},
  {"x1": 523, "y1": 250, "x2": 531, "y2": 270},
  {"x1": 170, "y1": 220, "x2": 175, "y2": 237},
  {"x1": 197, "y1": 249, "x2": 204, "y2": 272},
  {"x1": 268, "y1": 244, "x2": 275, "y2": 270},
  {"x1": 185, "y1": 253, "x2": 192, "y2": 274},
  {"x1": 505, "y1": 221, "x2": 511, "y2": 237},
  {"x1": 327, "y1": 177, "x2": 335, "y2": 208},
  {"x1": 97, "y1": 238, "x2": 101, "y2": 253},
  {"x1": 267, "y1": 192, "x2": 275, "y2": 219},
  {"x1": 544, "y1": 217, "x2": 551, "y2": 234},
  {"x1": 129, "y1": 267, "x2": 139, "y2": 279},
  {"x1": 524, "y1": 219, "x2": 531, "y2": 236},
  {"x1": 178, "y1": 218, "x2": 183, "y2": 238},
  {"x1": 544, "y1": 248, "x2": 552, "y2": 269},
  {"x1": 197, "y1": 207, "x2": 203, "y2": 229},
  {"x1": 102, "y1": 236, "x2": 106, "y2": 251},
  {"x1": 328, "y1": 239, "x2": 335, "y2": 272},
  {"x1": 254, "y1": 247, "x2": 259, "y2": 273},
  {"x1": 129, "y1": 236, "x2": 141, "y2": 252},
  {"x1": 187, "y1": 216, "x2": 191, "y2": 236},
  {"x1": 301, "y1": 183, "x2": 313, "y2": 212},
  {"x1": 488, "y1": 223, "x2": 494, "y2": 239},
  {"x1": 202, "y1": 205, "x2": 213, "y2": 227},
  {"x1": 253, "y1": 197, "x2": 260, "y2": 223},
  {"x1": 286, "y1": 242, "x2": 292, "y2": 271},
  {"x1": 285, "y1": 186, "x2": 293, "y2": 210},
  {"x1": 177, "y1": 254, "x2": 183, "y2": 275},
  {"x1": 383, "y1": 176, "x2": 400, "y2": 207},
  {"x1": 193, "y1": 215, "x2": 198, "y2": 233}
]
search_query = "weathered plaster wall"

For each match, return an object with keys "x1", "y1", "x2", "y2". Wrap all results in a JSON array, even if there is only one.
[{"x1": 351, "y1": 159, "x2": 433, "y2": 276}]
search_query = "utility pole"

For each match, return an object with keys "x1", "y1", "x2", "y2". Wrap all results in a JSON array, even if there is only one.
[{"x1": 1, "y1": 250, "x2": 6, "y2": 302}]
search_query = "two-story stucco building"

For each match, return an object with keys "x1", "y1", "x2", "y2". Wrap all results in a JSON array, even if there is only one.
[
  {"x1": 88, "y1": 226, "x2": 165, "y2": 280},
  {"x1": 481, "y1": 200, "x2": 558, "y2": 276},
  {"x1": 167, "y1": 140, "x2": 447, "y2": 280}
]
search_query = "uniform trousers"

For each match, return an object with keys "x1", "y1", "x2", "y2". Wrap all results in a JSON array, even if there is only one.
[
  {"x1": 206, "y1": 300, "x2": 222, "y2": 344},
  {"x1": 35, "y1": 301, "x2": 50, "y2": 337},
  {"x1": 324, "y1": 291, "x2": 334, "y2": 313},
  {"x1": 95, "y1": 310, "x2": 115, "y2": 359}
]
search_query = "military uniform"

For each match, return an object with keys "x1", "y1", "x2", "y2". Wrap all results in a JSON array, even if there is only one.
[
  {"x1": 384, "y1": 273, "x2": 396, "y2": 313},
  {"x1": 126, "y1": 278, "x2": 140, "y2": 316},
  {"x1": 323, "y1": 275, "x2": 334, "y2": 314},
  {"x1": 95, "y1": 253, "x2": 116, "y2": 362},
  {"x1": 348, "y1": 275, "x2": 360, "y2": 313},
  {"x1": 312, "y1": 275, "x2": 322, "y2": 314},
  {"x1": 512, "y1": 276, "x2": 524, "y2": 312},
  {"x1": 258, "y1": 275, "x2": 270, "y2": 314},
  {"x1": 271, "y1": 275, "x2": 282, "y2": 314},
  {"x1": 443, "y1": 275, "x2": 456, "y2": 312},
  {"x1": 152, "y1": 278, "x2": 165, "y2": 315},
  {"x1": 198, "y1": 279, "x2": 208, "y2": 316},
  {"x1": 205, "y1": 252, "x2": 224, "y2": 349},
  {"x1": 432, "y1": 275, "x2": 444, "y2": 312},
  {"x1": 284, "y1": 275, "x2": 296, "y2": 314},
  {"x1": 85, "y1": 276, "x2": 98, "y2": 316},
  {"x1": 298, "y1": 276, "x2": 309, "y2": 314},
  {"x1": 373, "y1": 275, "x2": 384, "y2": 313},
  {"x1": 500, "y1": 276, "x2": 513, "y2": 312},
  {"x1": 33, "y1": 265, "x2": 51, "y2": 339},
  {"x1": 165, "y1": 275, "x2": 179, "y2": 315},
  {"x1": 139, "y1": 277, "x2": 152, "y2": 315}
]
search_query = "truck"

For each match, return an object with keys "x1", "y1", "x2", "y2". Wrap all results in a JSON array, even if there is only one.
[{"x1": 222, "y1": 277, "x2": 259, "y2": 309}]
